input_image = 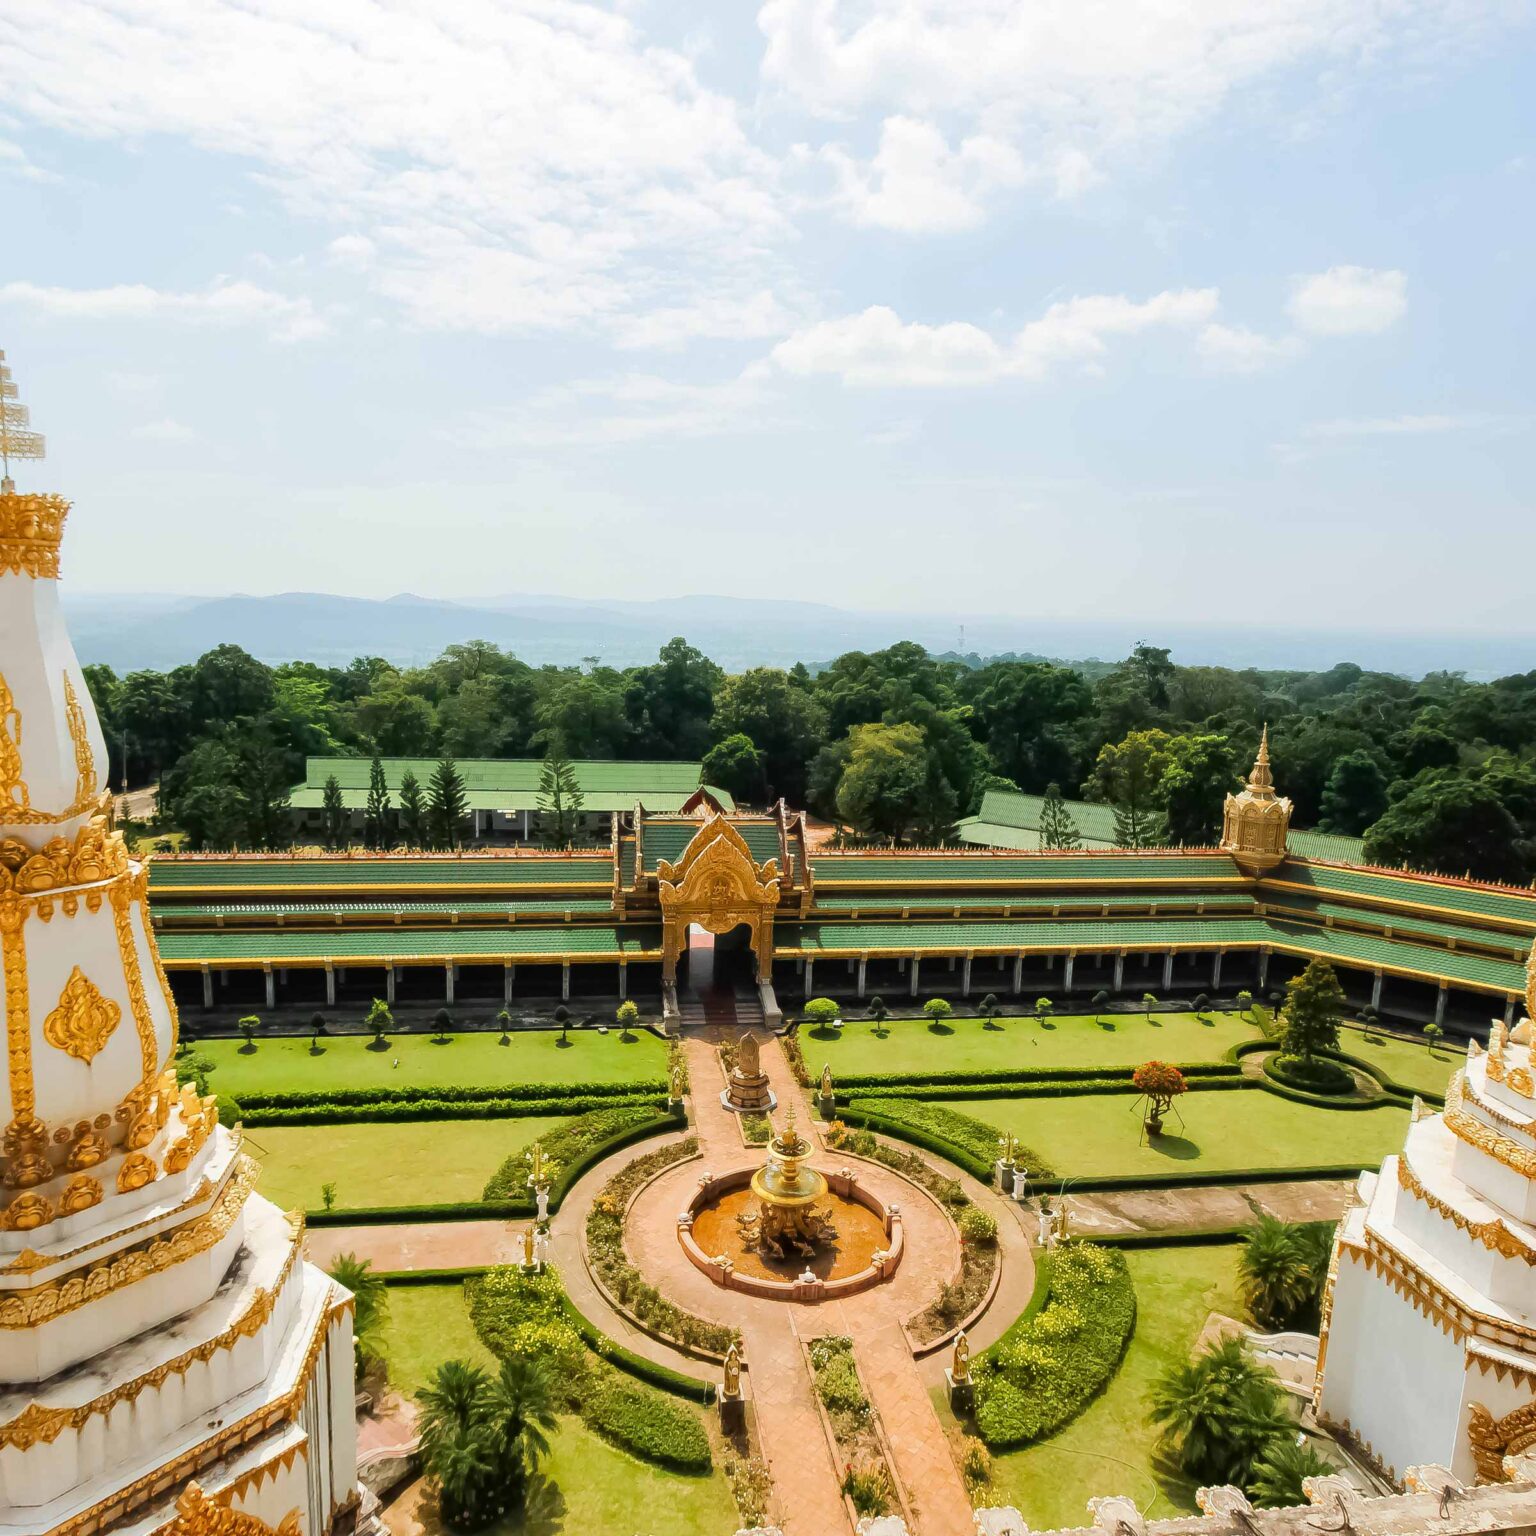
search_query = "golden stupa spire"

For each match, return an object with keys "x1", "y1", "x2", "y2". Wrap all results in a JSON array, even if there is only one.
[
  {"x1": 0, "y1": 347, "x2": 47, "y2": 494},
  {"x1": 1246, "y1": 724, "x2": 1276, "y2": 797},
  {"x1": 1221, "y1": 723, "x2": 1291, "y2": 874}
]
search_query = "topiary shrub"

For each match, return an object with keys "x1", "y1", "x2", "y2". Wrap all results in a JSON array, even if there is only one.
[
  {"x1": 1265, "y1": 1053, "x2": 1354, "y2": 1097},
  {"x1": 585, "y1": 1380, "x2": 712, "y2": 1473}
]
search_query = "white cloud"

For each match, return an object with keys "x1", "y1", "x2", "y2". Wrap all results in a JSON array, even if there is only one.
[
  {"x1": 759, "y1": 0, "x2": 1493, "y2": 226},
  {"x1": 818, "y1": 116, "x2": 1027, "y2": 233},
  {"x1": 1197, "y1": 323, "x2": 1304, "y2": 372},
  {"x1": 325, "y1": 235, "x2": 376, "y2": 267},
  {"x1": 132, "y1": 417, "x2": 197, "y2": 443},
  {"x1": 1302, "y1": 413, "x2": 1473, "y2": 437},
  {"x1": 449, "y1": 370, "x2": 779, "y2": 447},
  {"x1": 0, "y1": 3, "x2": 784, "y2": 342},
  {"x1": 771, "y1": 288, "x2": 1219, "y2": 386},
  {"x1": 0, "y1": 137, "x2": 59, "y2": 184},
  {"x1": 0, "y1": 278, "x2": 327, "y2": 341},
  {"x1": 611, "y1": 289, "x2": 796, "y2": 350},
  {"x1": 1288, "y1": 266, "x2": 1408, "y2": 335}
]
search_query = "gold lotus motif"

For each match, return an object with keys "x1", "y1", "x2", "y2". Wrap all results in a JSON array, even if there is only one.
[{"x1": 43, "y1": 966, "x2": 121, "y2": 1064}]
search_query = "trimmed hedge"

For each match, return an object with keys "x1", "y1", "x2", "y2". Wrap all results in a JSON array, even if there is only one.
[
  {"x1": 468, "y1": 1265, "x2": 713, "y2": 1472},
  {"x1": 310, "y1": 1199, "x2": 531, "y2": 1226},
  {"x1": 242, "y1": 1092, "x2": 664, "y2": 1126},
  {"x1": 841, "y1": 1097, "x2": 1052, "y2": 1181},
  {"x1": 974, "y1": 1241, "x2": 1135, "y2": 1449},
  {"x1": 1264, "y1": 1054, "x2": 1355, "y2": 1097},
  {"x1": 237, "y1": 1079, "x2": 666, "y2": 1110},
  {"x1": 835, "y1": 1062, "x2": 1240, "y2": 1091},
  {"x1": 552, "y1": 1288, "x2": 716, "y2": 1403},
  {"x1": 481, "y1": 1104, "x2": 682, "y2": 1204},
  {"x1": 837, "y1": 1077, "x2": 1250, "y2": 1105}
]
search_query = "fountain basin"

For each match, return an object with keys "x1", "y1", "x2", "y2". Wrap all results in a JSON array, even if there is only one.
[{"x1": 678, "y1": 1167, "x2": 903, "y2": 1301}]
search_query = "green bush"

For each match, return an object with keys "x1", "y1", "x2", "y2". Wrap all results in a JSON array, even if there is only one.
[
  {"x1": 584, "y1": 1381, "x2": 713, "y2": 1474},
  {"x1": 214, "y1": 1094, "x2": 243, "y2": 1126},
  {"x1": 959, "y1": 1206, "x2": 998, "y2": 1246},
  {"x1": 238, "y1": 1079, "x2": 666, "y2": 1110},
  {"x1": 973, "y1": 1242, "x2": 1136, "y2": 1448},
  {"x1": 1264, "y1": 1054, "x2": 1355, "y2": 1097},
  {"x1": 482, "y1": 1104, "x2": 674, "y2": 1201},
  {"x1": 844, "y1": 1098, "x2": 1053, "y2": 1180},
  {"x1": 809, "y1": 1337, "x2": 869, "y2": 1421},
  {"x1": 242, "y1": 1092, "x2": 661, "y2": 1126}
]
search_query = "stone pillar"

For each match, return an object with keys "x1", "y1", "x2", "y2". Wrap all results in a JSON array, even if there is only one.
[
  {"x1": 561, "y1": 963, "x2": 571, "y2": 1002},
  {"x1": 619, "y1": 963, "x2": 628, "y2": 1000},
  {"x1": 1435, "y1": 984, "x2": 1448, "y2": 1026},
  {"x1": 264, "y1": 967, "x2": 276, "y2": 1009},
  {"x1": 805, "y1": 958, "x2": 815, "y2": 996},
  {"x1": 1113, "y1": 952, "x2": 1125, "y2": 992},
  {"x1": 1045, "y1": 954, "x2": 1055, "y2": 971},
  {"x1": 325, "y1": 965, "x2": 336, "y2": 1006},
  {"x1": 503, "y1": 963, "x2": 516, "y2": 1003},
  {"x1": 1212, "y1": 952, "x2": 1223, "y2": 991},
  {"x1": 1259, "y1": 950, "x2": 1271, "y2": 990},
  {"x1": 386, "y1": 965, "x2": 397, "y2": 1003},
  {"x1": 1012, "y1": 953, "x2": 1024, "y2": 994},
  {"x1": 1162, "y1": 952, "x2": 1174, "y2": 991},
  {"x1": 948, "y1": 955, "x2": 957, "y2": 972},
  {"x1": 201, "y1": 966, "x2": 213, "y2": 1008},
  {"x1": 961, "y1": 955, "x2": 972, "y2": 997},
  {"x1": 445, "y1": 963, "x2": 456, "y2": 1004},
  {"x1": 857, "y1": 958, "x2": 867, "y2": 998},
  {"x1": 1506, "y1": 994, "x2": 1518, "y2": 1025},
  {"x1": 521, "y1": 808, "x2": 530, "y2": 839},
  {"x1": 1371, "y1": 970, "x2": 1384, "y2": 1011},
  {"x1": 909, "y1": 957, "x2": 921, "y2": 997},
  {"x1": 1064, "y1": 953, "x2": 1076, "y2": 992}
]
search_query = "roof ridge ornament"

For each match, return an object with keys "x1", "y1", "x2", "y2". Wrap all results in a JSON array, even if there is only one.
[
  {"x1": 0, "y1": 347, "x2": 46, "y2": 496},
  {"x1": 1220, "y1": 724, "x2": 1292, "y2": 876}
]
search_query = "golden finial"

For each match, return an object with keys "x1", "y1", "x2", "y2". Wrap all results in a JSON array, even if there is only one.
[{"x1": 0, "y1": 349, "x2": 46, "y2": 495}]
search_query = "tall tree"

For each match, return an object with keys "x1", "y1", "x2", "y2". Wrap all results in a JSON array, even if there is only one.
[
  {"x1": 1037, "y1": 782, "x2": 1082, "y2": 850},
  {"x1": 1364, "y1": 773, "x2": 1532, "y2": 884},
  {"x1": 364, "y1": 756, "x2": 392, "y2": 848},
  {"x1": 398, "y1": 769, "x2": 428, "y2": 847},
  {"x1": 1161, "y1": 733, "x2": 1239, "y2": 845},
  {"x1": 701, "y1": 732, "x2": 766, "y2": 806},
  {"x1": 239, "y1": 726, "x2": 292, "y2": 850},
  {"x1": 1319, "y1": 750, "x2": 1389, "y2": 835},
  {"x1": 537, "y1": 735, "x2": 585, "y2": 846},
  {"x1": 1280, "y1": 958, "x2": 1346, "y2": 1063},
  {"x1": 835, "y1": 722, "x2": 937, "y2": 840},
  {"x1": 321, "y1": 773, "x2": 347, "y2": 850},
  {"x1": 625, "y1": 637, "x2": 723, "y2": 759},
  {"x1": 711, "y1": 668, "x2": 827, "y2": 806},
  {"x1": 427, "y1": 756, "x2": 469, "y2": 849},
  {"x1": 1085, "y1": 729, "x2": 1172, "y2": 848}
]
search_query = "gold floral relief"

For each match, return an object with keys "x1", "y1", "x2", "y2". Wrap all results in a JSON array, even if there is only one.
[
  {"x1": 2, "y1": 1191, "x2": 54, "y2": 1231},
  {"x1": 65, "y1": 1121, "x2": 110, "y2": 1169},
  {"x1": 2, "y1": 891, "x2": 32, "y2": 1124},
  {"x1": 58, "y1": 1173, "x2": 101, "y2": 1214},
  {"x1": 42, "y1": 965, "x2": 121, "y2": 1064},
  {"x1": 116, "y1": 1150, "x2": 157, "y2": 1193},
  {"x1": 1469, "y1": 1398, "x2": 1536, "y2": 1482},
  {"x1": 0, "y1": 816, "x2": 127, "y2": 897},
  {"x1": 63, "y1": 672, "x2": 97, "y2": 807},
  {"x1": 2, "y1": 1116, "x2": 51, "y2": 1188},
  {"x1": 0, "y1": 671, "x2": 26, "y2": 813},
  {"x1": 0, "y1": 492, "x2": 68, "y2": 581},
  {"x1": 163, "y1": 1484, "x2": 300, "y2": 1536},
  {"x1": 109, "y1": 875, "x2": 162, "y2": 1092}
]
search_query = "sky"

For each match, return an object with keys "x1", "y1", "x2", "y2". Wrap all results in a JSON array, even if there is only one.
[{"x1": 1, "y1": 0, "x2": 1533, "y2": 639}]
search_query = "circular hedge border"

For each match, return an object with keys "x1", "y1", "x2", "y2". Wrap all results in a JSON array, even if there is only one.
[{"x1": 1263, "y1": 1053, "x2": 1355, "y2": 1097}]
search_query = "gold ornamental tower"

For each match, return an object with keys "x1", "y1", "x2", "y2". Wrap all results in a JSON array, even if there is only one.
[{"x1": 1220, "y1": 726, "x2": 1292, "y2": 875}]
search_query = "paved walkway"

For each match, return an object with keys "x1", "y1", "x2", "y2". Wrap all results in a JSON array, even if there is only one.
[
  {"x1": 1062, "y1": 1177, "x2": 1356, "y2": 1239},
  {"x1": 305, "y1": 1218, "x2": 524, "y2": 1273}
]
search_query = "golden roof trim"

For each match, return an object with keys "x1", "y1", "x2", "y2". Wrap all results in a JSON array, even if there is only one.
[{"x1": 1396, "y1": 1154, "x2": 1536, "y2": 1265}]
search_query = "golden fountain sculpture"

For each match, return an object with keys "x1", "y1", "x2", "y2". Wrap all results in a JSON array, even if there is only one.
[{"x1": 735, "y1": 1106, "x2": 838, "y2": 1261}]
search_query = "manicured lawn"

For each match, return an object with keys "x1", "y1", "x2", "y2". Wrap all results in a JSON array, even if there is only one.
[
  {"x1": 1337, "y1": 1025, "x2": 1459, "y2": 1098},
  {"x1": 981, "y1": 1246, "x2": 1244, "y2": 1526},
  {"x1": 378, "y1": 1281, "x2": 497, "y2": 1396},
  {"x1": 250, "y1": 1115, "x2": 564, "y2": 1210},
  {"x1": 806, "y1": 1009, "x2": 1265, "y2": 1078},
  {"x1": 202, "y1": 1029, "x2": 665, "y2": 1098},
  {"x1": 959, "y1": 1088, "x2": 1409, "y2": 1180},
  {"x1": 377, "y1": 1284, "x2": 738, "y2": 1536}
]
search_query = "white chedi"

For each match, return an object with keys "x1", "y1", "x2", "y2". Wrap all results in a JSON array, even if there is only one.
[
  {"x1": 1316, "y1": 949, "x2": 1536, "y2": 1484},
  {"x1": 0, "y1": 372, "x2": 357, "y2": 1536}
]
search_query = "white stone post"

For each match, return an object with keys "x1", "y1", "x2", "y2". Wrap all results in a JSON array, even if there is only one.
[
  {"x1": 1371, "y1": 970, "x2": 1384, "y2": 1011},
  {"x1": 201, "y1": 966, "x2": 213, "y2": 1008},
  {"x1": 325, "y1": 965, "x2": 336, "y2": 1006},
  {"x1": 1259, "y1": 949, "x2": 1271, "y2": 989},
  {"x1": 618, "y1": 963, "x2": 628, "y2": 1000},
  {"x1": 1162, "y1": 951, "x2": 1174, "y2": 991},
  {"x1": 386, "y1": 965, "x2": 397, "y2": 1003},
  {"x1": 504, "y1": 963, "x2": 515, "y2": 1004},
  {"x1": 1063, "y1": 952, "x2": 1076, "y2": 992},
  {"x1": 1435, "y1": 984, "x2": 1448, "y2": 1026},
  {"x1": 909, "y1": 956, "x2": 921, "y2": 997},
  {"x1": 1113, "y1": 952, "x2": 1125, "y2": 992},
  {"x1": 1012, "y1": 953, "x2": 1024, "y2": 994},
  {"x1": 961, "y1": 955, "x2": 972, "y2": 997},
  {"x1": 805, "y1": 957, "x2": 815, "y2": 996},
  {"x1": 1212, "y1": 952, "x2": 1223, "y2": 991},
  {"x1": 1506, "y1": 994, "x2": 1518, "y2": 1025},
  {"x1": 264, "y1": 967, "x2": 275, "y2": 1009},
  {"x1": 445, "y1": 963, "x2": 456, "y2": 1004},
  {"x1": 561, "y1": 963, "x2": 571, "y2": 1001},
  {"x1": 857, "y1": 958, "x2": 867, "y2": 998}
]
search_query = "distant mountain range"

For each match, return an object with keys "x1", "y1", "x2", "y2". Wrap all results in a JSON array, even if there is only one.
[{"x1": 60, "y1": 589, "x2": 1536, "y2": 679}]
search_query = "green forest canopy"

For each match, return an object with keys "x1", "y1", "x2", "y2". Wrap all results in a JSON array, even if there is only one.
[{"x1": 85, "y1": 636, "x2": 1536, "y2": 884}]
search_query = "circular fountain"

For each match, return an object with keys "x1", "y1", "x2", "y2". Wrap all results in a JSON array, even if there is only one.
[{"x1": 680, "y1": 1107, "x2": 903, "y2": 1300}]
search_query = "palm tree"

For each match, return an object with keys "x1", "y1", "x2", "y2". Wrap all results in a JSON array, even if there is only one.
[
  {"x1": 484, "y1": 1357, "x2": 559, "y2": 1501},
  {"x1": 418, "y1": 1360, "x2": 494, "y2": 1530},
  {"x1": 327, "y1": 1253, "x2": 389, "y2": 1373},
  {"x1": 1238, "y1": 1216, "x2": 1312, "y2": 1329},
  {"x1": 1149, "y1": 1336, "x2": 1288, "y2": 1487},
  {"x1": 1249, "y1": 1436, "x2": 1335, "y2": 1508}
]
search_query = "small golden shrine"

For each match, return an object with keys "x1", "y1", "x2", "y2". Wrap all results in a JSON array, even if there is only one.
[{"x1": 1220, "y1": 726, "x2": 1292, "y2": 874}]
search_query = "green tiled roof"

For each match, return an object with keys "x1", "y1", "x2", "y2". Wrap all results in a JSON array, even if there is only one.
[
  {"x1": 1286, "y1": 830, "x2": 1366, "y2": 862},
  {"x1": 778, "y1": 915, "x2": 1526, "y2": 994},
  {"x1": 640, "y1": 819, "x2": 783, "y2": 873},
  {"x1": 812, "y1": 892, "x2": 1256, "y2": 916},
  {"x1": 148, "y1": 855, "x2": 616, "y2": 892},
  {"x1": 156, "y1": 925, "x2": 662, "y2": 965},
  {"x1": 965, "y1": 790, "x2": 1123, "y2": 845},
  {"x1": 287, "y1": 756, "x2": 732, "y2": 815},
  {"x1": 154, "y1": 898, "x2": 616, "y2": 921},
  {"x1": 809, "y1": 852, "x2": 1242, "y2": 885},
  {"x1": 1270, "y1": 861, "x2": 1536, "y2": 930},
  {"x1": 1258, "y1": 894, "x2": 1532, "y2": 956},
  {"x1": 953, "y1": 819, "x2": 1046, "y2": 852}
]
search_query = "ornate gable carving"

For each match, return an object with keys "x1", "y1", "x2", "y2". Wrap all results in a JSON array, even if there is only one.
[{"x1": 656, "y1": 815, "x2": 780, "y2": 981}]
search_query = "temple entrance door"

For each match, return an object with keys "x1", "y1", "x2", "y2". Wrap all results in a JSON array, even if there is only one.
[{"x1": 686, "y1": 924, "x2": 716, "y2": 993}]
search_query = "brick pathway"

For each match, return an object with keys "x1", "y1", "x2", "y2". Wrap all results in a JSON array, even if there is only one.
[
  {"x1": 1059, "y1": 1177, "x2": 1356, "y2": 1239},
  {"x1": 305, "y1": 1218, "x2": 524, "y2": 1273}
]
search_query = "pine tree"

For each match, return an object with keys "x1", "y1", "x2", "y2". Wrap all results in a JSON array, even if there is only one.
[
  {"x1": 1280, "y1": 958, "x2": 1346, "y2": 1063},
  {"x1": 1038, "y1": 782, "x2": 1082, "y2": 850},
  {"x1": 321, "y1": 774, "x2": 347, "y2": 850},
  {"x1": 537, "y1": 735, "x2": 585, "y2": 847},
  {"x1": 398, "y1": 769, "x2": 427, "y2": 847},
  {"x1": 427, "y1": 756, "x2": 469, "y2": 850},
  {"x1": 364, "y1": 756, "x2": 392, "y2": 849}
]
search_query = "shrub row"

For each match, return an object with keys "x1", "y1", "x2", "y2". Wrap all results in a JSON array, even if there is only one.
[
  {"x1": 309, "y1": 1199, "x2": 532, "y2": 1226},
  {"x1": 973, "y1": 1241, "x2": 1136, "y2": 1448},
  {"x1": 237, "y1": 1078, "x2": 667, "y2": 1110},
  {"x1": 481, "y1": 1103, "x2": 682, "y2": 1204},
  {"x1": 841, "y1": 1098, "x2": 1053, "y2": 1181},
  {"x1": 468, "y1": 1265, "x2": 713, "y2": 1472},
  {"x1": 836, "y1": 1077, "x2": 1251, "y2": 1106},
  {"x1": 242, "y1": 1093, "x2": 664, "y2": 1127},
  {"x1": 834, "y1": 1062, "x2": 1240, "y2": 1091}
]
